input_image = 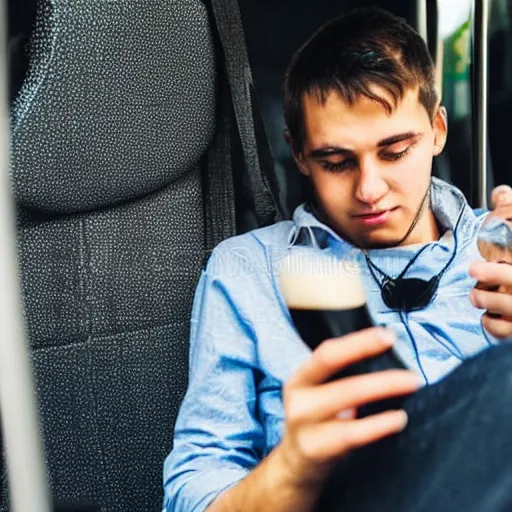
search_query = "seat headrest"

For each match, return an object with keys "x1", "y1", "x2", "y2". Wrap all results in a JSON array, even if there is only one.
[{"x1": 11, "y1": 0, "x2": 217, "y2": 214}]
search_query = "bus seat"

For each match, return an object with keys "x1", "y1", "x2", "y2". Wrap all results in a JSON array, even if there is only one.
[{"x1": 4, "y1": 0, "x2": 281, "y2": 510}]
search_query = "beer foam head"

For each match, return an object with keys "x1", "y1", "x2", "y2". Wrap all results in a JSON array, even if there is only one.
[{"x1": 279, "y1": 250, "x2": 366, "y2": 310}]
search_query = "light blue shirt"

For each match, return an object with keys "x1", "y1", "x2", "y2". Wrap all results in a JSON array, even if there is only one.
[{"x1": 162, "y1": 178, "x2": 501, "y2": 512}]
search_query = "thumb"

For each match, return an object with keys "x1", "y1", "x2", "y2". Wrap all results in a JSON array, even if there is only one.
[{"x1": 491, "y1": 185, "x2": 512, "y2": 208}]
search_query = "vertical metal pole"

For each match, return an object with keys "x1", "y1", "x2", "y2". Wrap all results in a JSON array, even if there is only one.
[
  {"x1": 472, "y1": 0, "x2": 490, "y2": 209},
  {"x1": 417, "y1": 0, "x2": 429, "y2": 46},
  {"x1": 432, "y1": 0, "x2": 444, "y2": 100},
  {"x1": 0, "y1": 0, "x2": 52, "y2": 510}
]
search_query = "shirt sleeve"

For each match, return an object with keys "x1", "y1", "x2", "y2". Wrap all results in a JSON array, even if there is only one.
[{"x1": 162, "y1": 243, "x2": 268, "y2": 512}]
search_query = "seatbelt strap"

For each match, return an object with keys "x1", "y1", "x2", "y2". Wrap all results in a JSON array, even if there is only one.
[
  {"x1": 204, "y1": 72, "x2": 236, "y2": 255},
  {"x1": 209, "y1": 0, "x2": 283, "y2": 229}
]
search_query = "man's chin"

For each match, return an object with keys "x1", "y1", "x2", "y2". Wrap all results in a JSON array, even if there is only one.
[
  {"x1": 329, "y1": 215, "x2": 412, "y2": 249},
  {"x1": 350, "y1": 230, "x2": 406, "y2": 250}
]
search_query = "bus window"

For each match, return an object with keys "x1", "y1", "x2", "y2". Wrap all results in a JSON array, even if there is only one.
[
  {"x1": 437, "y1": 0, "x2": 476, "y2": 202},
  {"x1": 489, "y1": 0, "x2": 512, "y2": 187}
]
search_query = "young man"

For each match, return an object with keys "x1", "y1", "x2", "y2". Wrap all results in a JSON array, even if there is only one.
[{"x1": 163, "y1": 7, "x2": 512, "y2": 512}]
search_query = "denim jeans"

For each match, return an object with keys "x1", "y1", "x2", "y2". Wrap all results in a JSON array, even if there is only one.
[{"x1": 319, "y1": 344, "x2": 512, "y2": 512}]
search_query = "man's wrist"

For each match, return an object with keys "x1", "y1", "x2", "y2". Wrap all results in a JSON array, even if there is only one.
[
  {"x1": 272, "y1": 438, "x2": 335, "y2": 489},
  {"x1": 263, "y1": 443, "x2": 329, "y2": 511}
]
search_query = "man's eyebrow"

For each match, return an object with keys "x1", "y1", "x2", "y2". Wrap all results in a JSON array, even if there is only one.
[
  {"x1": 377, "y1": 131, "x2": 422, "y2": 147},
  {"x1": 308, "y1": 132, "x2": 422, "y2": 158}
]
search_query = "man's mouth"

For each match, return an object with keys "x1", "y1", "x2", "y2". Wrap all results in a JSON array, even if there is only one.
[{"x1": 354, "y1": 207, "x2": 399, "y2": 226}]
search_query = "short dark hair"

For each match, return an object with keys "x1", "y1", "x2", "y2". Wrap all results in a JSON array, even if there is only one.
[{"x1": 284, "y1": 7, "x2": 438, "y2": 153}]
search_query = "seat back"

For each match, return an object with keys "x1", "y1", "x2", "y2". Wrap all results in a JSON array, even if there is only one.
[{"x1": 4, "y1": 1, "x2": 281, "y2": 510}]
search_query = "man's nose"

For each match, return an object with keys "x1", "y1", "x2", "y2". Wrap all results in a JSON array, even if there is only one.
[{"x1": 354, "y1": 162, "x2": 388, "y2": 205}]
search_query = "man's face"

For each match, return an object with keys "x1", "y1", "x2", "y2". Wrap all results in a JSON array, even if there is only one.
[{"x1": 292, "y1": 87, "x2": 447, "y2": 248}]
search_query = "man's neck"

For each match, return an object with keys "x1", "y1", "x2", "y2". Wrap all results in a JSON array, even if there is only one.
[{"x1": 400, "y1": 209, "x2": 440, "y2": 246}]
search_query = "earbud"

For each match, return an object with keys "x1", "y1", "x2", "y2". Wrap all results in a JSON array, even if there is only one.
[{"x1": 381, "y1": 275, "x2": 440, "y2": 312}]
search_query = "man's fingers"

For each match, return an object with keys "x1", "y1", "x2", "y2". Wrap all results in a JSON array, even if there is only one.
[
  {"x1": 470, "y1": 261, "x2": 512, "y2": 288},
  {"x1": 469, "y1": 261, "x2": 512, "y2": 339},
  {"x1": 470, "y1": 288, "x2": 512, "y2": 316},
  {"x1": 288, "y1": 327, "x2": 395, "y2": 387},
  {"x1": 491, "y1": 185, "x2": 512, "y2": 208},
  {"x1": 287, "y1": 370, "x2": 420, "y2": 424},
  {"x1": 341, "y1": 409, "x2": 409, "y2": 450},
  {"x1": 482, "y1": 314, "x2": 512, "y2": 339},
  {"x1": 296, "y1": 410, "x2": 408, "y2": 463},
  {"x1": 487, "y1": 203, "x2": 512, "y2": 223}
]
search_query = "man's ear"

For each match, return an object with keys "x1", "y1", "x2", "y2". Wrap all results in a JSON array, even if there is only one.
[
  {"x1": 283, "y1": 128, "x2": 310, "y2": 176},
  {"x1": 433, "y1": 106, "x2": 448, "y2": 156}
]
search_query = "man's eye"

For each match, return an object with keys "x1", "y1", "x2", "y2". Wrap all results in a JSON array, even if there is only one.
[
  {"x1": 383, "y1": 148, "x2": 410, "y2": 161},
  {"x1": 321, "y1": 159, "x2": 356, "y2": 172}
]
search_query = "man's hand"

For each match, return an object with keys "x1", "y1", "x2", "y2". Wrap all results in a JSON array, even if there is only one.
[
  {"x1": 276, "y1": 327, "x2": 421, "y2": 490},
  {"x1": 207, "y1": 327, "x2": 420, "y2": 512},
  {"x1": 470, "y1": 185, "x2": 512, "y2": 339}
]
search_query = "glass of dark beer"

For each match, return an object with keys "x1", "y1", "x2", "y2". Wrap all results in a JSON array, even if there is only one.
[{"x1": 279, "y1": 247, "x2": 405, "y2": 414}]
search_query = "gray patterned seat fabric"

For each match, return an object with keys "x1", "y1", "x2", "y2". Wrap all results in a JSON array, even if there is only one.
[{"x1": 4, "y1": 0, "x2": 281, "y2": 510}]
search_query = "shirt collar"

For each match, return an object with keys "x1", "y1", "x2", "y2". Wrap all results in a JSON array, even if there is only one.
[{"x1": 289, "y1": 177, "x2": 474, "y2": 254}]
